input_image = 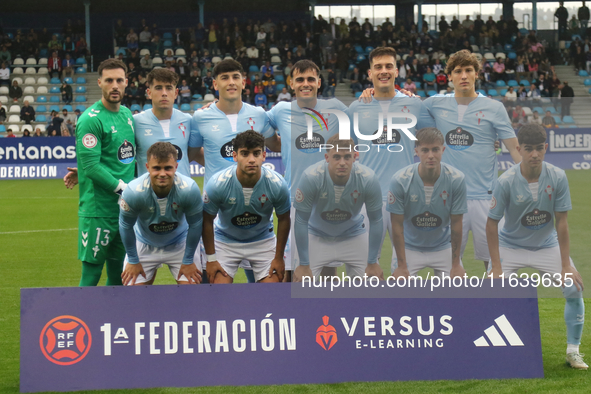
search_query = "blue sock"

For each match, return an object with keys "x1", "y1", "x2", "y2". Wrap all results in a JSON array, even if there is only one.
[
  {"x1": 563, "y1": 285, "x2": 585, "y2": 345},
  {"x1": 245, "y1": 269, "x2": 256, "y2": 283}
]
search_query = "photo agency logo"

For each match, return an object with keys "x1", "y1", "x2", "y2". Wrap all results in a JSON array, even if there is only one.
[{"x1": 302, "y1": 108, "x2": 417, "y2": 152}]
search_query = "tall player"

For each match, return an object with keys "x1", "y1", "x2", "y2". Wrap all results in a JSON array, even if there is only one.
[
  {"x1": 388, "y1": 128, "x2": 467, "y2": 278},
  {"x1": 120, "y1": 142, "x2": 203, "y2": 285},
  {"x1": 486, "y1": 124, "x2": 586, "y2": 369},
  {"x1": 266, "y1": 59, "x2": 348, "y2": 280},
  {"x1": 419, "y1": 49, "x2": 522, "y2": 270},
  {"x1": 293, "y1": 134, "x2": 384, "y2": 280},
  {"x1": 75, "y1": 59, "x2": 135, "y2": 286},
  {"x1": 349, "y1": 47, "x2": 422, "y2": 268},
  {"x1": 202, "y1": 131, "x2": 290, "y2": 283}
]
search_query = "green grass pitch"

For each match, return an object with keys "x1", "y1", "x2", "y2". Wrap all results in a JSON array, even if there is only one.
[{"x1": 1, "y1": 171, "x2": 590, "y2": 393}]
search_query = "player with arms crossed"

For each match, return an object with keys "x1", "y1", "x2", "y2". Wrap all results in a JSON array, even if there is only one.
[
  {"x1": 419, "y1": 50, "x2": 522, "y2": 270},
  {"x1": 486, "y1": 124, "x2": 586, "y2": 369},
  {"x1": 202, "y1": 131, "x2": 290, "y2": 283},
  {"x1": 120, "y1": 142, "x2": 203, "y2": 285},
  {"x1": 294, "y1": 134, "x2": 384, "y2": 280},
  {"x1": 266, "y1": 59, "x2": 348, "y2": 280},
  {"x1": 388, "y1": 127, "x2": 467, "y2": 278},
  {"x1": 76, "y1": 59, "x2": 136, "y2": 286},
  {"x1": 350, "y1": 47, "x2": 422, "y2": 269}
]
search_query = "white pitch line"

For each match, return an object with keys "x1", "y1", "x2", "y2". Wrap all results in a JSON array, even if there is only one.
[{"x1": 0, "y1": 228, "x2": 78, "y2": 235}]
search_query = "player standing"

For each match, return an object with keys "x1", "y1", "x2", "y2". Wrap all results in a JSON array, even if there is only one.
[
  {"x1": 76, "y1": 59, "x2": 135, "y2": 286},
  {"x1": 419, "y1": 49, "x2": 522, "y2": 269},
  {"x1": 487, "y1": 124, "x2": 586, "y2": 369},
  {"x1": 120, "y1": 142, "x2": 203, "y2": 285},
  {"x1": 202, "y1": 131, "x2": 290, "y2": 283},
  {"x1": 388, "y1": 127, "x2": 467, "y2": 277},
  {"x1": 293, "y1": 134, "x2": 384, "y2": 280}
]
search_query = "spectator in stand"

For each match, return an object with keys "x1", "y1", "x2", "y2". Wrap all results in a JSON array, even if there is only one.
[
  {"x1": 264, "y1": 80, "x2": 277, "y2": 102},
  {"x1": 505, "y1": 86, "x2": 517, "y2": 102},
  {"x1": 61, "y1": 109, "x2": 75, "y2": 135},
  {"x1": 9, "y1": 80, "x2": 22, "y2": 103},
  {"x1": 127, "y1": 62, "x2": 139, "y2": 81},
  {"x1": 439, "y1": 16, "x2": 450, "y2": 34},
  {"x1": 254, "y1": 88, "x2": 267, "y2": 108},
  {"x1": 526, "y1": 83, "x2": 541, "y2": 106},
  {"x1": 242, "y1": 87, "x2": 253, "y2": 105},
  {"x1": 277, "y1": 87, "x2": 291, "y2": 102},
  {"x1": 208, "y1": 24, "x2": 219, "y2": 54},
  {"x1": 0, "y1": 101, "x2": 6, "y2": 123},
  {"x1": 46, "y1": 110, "x2": 63, "y2": 136},
  {"x1": 560, "y1": 81, "x2": 575, "y2": 119},
  {"x1": 21, "y1": 129, "x2": 31, "y2": 137},
  {"x1": 542, "y1": 110, "x2": 557, "y2": 127},
  {"x1": 570, "y1": 15, "x2": 580, "y2": 36},
  {"x1": 530, "y1": 110, "x2": 543, "y2": 125},
  {"x1": 432, "y1": 58, "x2": 443, "y2": 75},
  {"x1": 33, "y1": 127, "x2": 44, "y2": 137},
  {"x1": 177, "y1": 59, "x2": 188, "y2": 79},
  {"x1": 528, "y1": 59, "x2": 539, "y2": 80},
  {"x1": 75, "y1": 37, "x2": 88, "y2": 57},
  {"x1": 178, "y1": 79, "x2": 192, "y2": 104},
  {"x1": 517, "y1": 86, "x2": 528, "y2": 103},
  {"x1": 127, "y1": 36, "x2": 139, "y2": 56},
  {"x1": 0, "y1": 62, "x2": 9, "y2": 86},
  {"x1": 63, "y1": 36, "x2": 76, "y2": 57},
  {"x1": 139, "y1": 26, "x2": 152, "y2": 49},
  {"x1": 538, "y1": 74, "x2": 551, "y2": 97},
  {"x1": 48, "y1": 51, "x2": 62, "y2": 79},
  {"x1": 324, "y1": 68, "x2": 337, "y2": 98},
  {"x1": 349, "y1": 67, "x2": 363, "y2": 94},
  {"x1": 511, "y1": 104, "x2": 527, "y2": 128},
  {"x1": 492, "y1": 57, "x2": 506, "y2": 81},
  {"x1": 126, "y1": 28, "x2": 138, "y2": 45},
  {"x1": 20, "y1": 100, "x2": 35, "y2": 124},
  {"x1": 422, "y1": 67, "x2": 436, "y2": 90},
  {"x1": 403, "y1": 78, "x2": 417, "y2": 94},
  {"x1": 203, "y1": 70, "x2": 213, "y2": 93},
  {"x1": 60, "y1": 81, "x2": 73, "y2": 104},
  {"x1": 62, "y1": 54, "x2": 75, "y2": 79},
  {"x1": 436, "y1": 70, "x2": 448, "y2": 92},
  {"x1": 580, "y1": 1, "x2": 590, "y2": 36},
  {"x1": 189, "y1": 69, "x2": 203, "y2": 96},
  {"x1": 0, "y1": 46, "x2": 11, "y2": 65},
  {"x1": 151, "y1": 35, "x2": 163, "y2": 55},
  {"x1": 556, "y1": 2, "x2": 570, "y2": 40},
  {"x1": 5, "y1": 129, "x2": 15, "y2": 138},
  {"x1": 140, "y1": 53, "x2": 152, "y2": 71}
]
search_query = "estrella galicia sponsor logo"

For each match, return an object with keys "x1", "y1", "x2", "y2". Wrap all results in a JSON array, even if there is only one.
[
  {"x1": 411, "y1": 211, "x2": 442, "y2": 230},
  {"x1": 296, "y1": 132, "x2": 325, "y2": 153},
  {"x1": 372, "y1": 125, "x2": 401, "y2": 145},
  {"x1": 320, "y1": 209, "x2": 352, "y2": 223},
  {"x1": 220, "y1": 141, "x2": 234, "y2": 161},
  {"x1": 446, "y1": 127, "x2": 474, "y2": 150},
  {"x1": 172, "y1": 144, "x2": 183, "y2": 162},
  {"x1": 520, "y1": 209, "x2": 552, "y2": 230},
  {"x1": 149, "y1": 221, "x2": 179, "y2": 234},
  {"x1": 231, "y1": 212, "x2": 262, "y2": 229},
  {"x1": 40, "y1": 315, "x2": 92, "y2": 365},
  {"x1": 118, "y1": 140, "x2": 135, "y2": 164}
]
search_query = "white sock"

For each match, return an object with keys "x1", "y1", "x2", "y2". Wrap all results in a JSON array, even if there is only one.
[{"x1": 567, "y1": 344, "x2": 580, "y2": 354}]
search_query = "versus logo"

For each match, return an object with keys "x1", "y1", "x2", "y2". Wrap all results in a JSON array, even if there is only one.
[
  {"x1": 521, "y1": 209, "x2": 552, "y2": 230},
  {"x1": 316, "y1": 316, "x2": 338, "y2": 350},
  {"x1": 474, "y1": 314, "x2": 524, "y2": 347},
  {"x1": 40, "y1": 316, "x2": 92, "y2": 365}
]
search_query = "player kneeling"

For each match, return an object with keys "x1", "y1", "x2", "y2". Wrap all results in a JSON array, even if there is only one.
[
  {"x1": 388, "y1": 128, "x2": 467, "y2": 278},
  {"x1": 487, "y1": 124, "x2": 586, "y2": 369},
  {"x1": 293, "y1": 134, "x2": 384, "y2": 281},
  {"x1": 203, "y1": 130, "x2": 290, "y2": 283},
  {"x1": 119, "y1": 142, "x2": 204, "y2": 285}
]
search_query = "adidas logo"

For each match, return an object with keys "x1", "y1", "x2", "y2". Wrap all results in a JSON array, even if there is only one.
[{"x1": 474, "y1": 314, "x2": 524, "y2": 347}]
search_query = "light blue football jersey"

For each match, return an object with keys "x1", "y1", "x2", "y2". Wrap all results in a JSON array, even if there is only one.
[
  {"x1": 267, "y1": 99, "x2": 348, "y2": 196},
  {"x1": 489, "y1": 162, "x2": 571, "y2": 250},
  {"x1": 203, "y1": 165, "x2": 290, "y2": 243},
  {"x1": 190, "y1": 102, "x2": 274, "y2": 185},
  {"x1": 386, "y1": 162, "x2": 467, "y2": 252},
  {"x1": 294, "y1": 161, "x2": 383, "y2": 238},
  {"x1": 418, "y1": 94, "x2": 516, "y2": 200},
  {"x1": 349, "y1": 92, "x2": 422, "y2": 200},
  {"x1": 134, "y1": 109, "x2": 197, "y2": 176},
  {"x1": 120, "y1": 172, "x2": 203, "y2": 247}
]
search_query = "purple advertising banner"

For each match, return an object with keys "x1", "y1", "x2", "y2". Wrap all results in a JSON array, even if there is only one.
[{"x1": 21, "y1": 283, "x2": 543, "y2": 393}]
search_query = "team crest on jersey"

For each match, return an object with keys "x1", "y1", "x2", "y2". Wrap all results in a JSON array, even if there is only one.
[
  {"x1": 410, "y1": 194, "x2": 418, "y2": 202},
  {"x1": 120, "y1": 199, "x2": 130, "y2": 212},
  {"x1": 171, "y1": 202, "x2": 179, "y2": 214},
  {"x1": 388, "y1": 191, "x2": 396, "y2": 204},
  {"x1": 351, "y1": 190, "x2": 361, "y2": 203},
  {"x1": 401, "y1": 106, "x2": 410, "y2": 121},
  {"x1": 295, "y1": 188, "x2": 304, "y2": 203},
  {"x1": 203, "y1": 191, "x2": 210, "y2": 203},
  {"x1": 490, "y1": 196, "x2": 497, "y2": 210},
  {"x1": 259, "y1": 194, "x2": 268, "y2": 207},
  {"x1": 475, "y1": 111, "x2": 485, "y2": 125},
  {"x1": 179, "y1": 123, "x2": 186, "y2": 138},
  {"x1": 440, "y1": 190, "x2": 449, "y2": 206},
  {"x1": 82, "y1": 133, "x2": 97, "y2": 148},
  {"x1": 446, "y1": 127, "x2": 474, "y2": 150},
  {"x1": 544, "y1": 185, "x2": 554, "y2": 201},
  {"x1": 247, "y1": 117, "x2": 255, "y2": 130}
]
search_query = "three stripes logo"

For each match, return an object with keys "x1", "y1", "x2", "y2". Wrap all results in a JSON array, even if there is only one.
[{"x1": 474, "y1": 314, "x2": 524, "y2": 347}]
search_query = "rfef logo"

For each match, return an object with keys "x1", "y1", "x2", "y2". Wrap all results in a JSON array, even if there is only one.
[
  {"x1": 316, "y1": 316, "x2": 338, "y2": 350},
  {"x1": 39, "y1": 315, "x2": 92, "y2": 365}
]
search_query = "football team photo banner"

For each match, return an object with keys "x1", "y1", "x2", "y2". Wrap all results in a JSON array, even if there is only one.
[{"x1": 21, "y1": 283, "x2": 543, "y2": 392}]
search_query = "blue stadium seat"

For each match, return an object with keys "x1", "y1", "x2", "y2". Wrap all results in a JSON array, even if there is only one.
[
  {"x1": 276, "y1": 84, "x2": 286, "y2": 91},
  {"x1": 76, "y1": 86, "x2": 86, "y2": 93},
  {"x1": 488, "y1": 89, "x2": 499, "y2": 97},
  {"x1": 49, "y1": 105, "x2": 60, "y2": 113},
  {"x1": 504, "y1": 44, "x2": 513, "y2": 51},
  {"x1": 507, "y1": 52, "x2": 517, "y2": 60},
  {"x1": 75, "y1": 67, "x2": 86, "y2": 74},
  {"x1": 249, "y1": 65, "x2": 259, "y2": 73},
  {"x1": 143, "y1": 104, "x2": 152, "y2": 110},
  {"x1": 477, "y1": 89, "x2": 487, "y2": 96},
  {"x1": 76, "y1": 57, "x2": 86, "y2": 65},
  {"x1": 545, "y1": 107, "x2": 557, "y2": 114},
  {"x1": 36, "y1": 96, "x2": 47, "y2": 103},
  {"x1": 585, "y1": 79, "x2": 591, "y2": 86},
  {"x1": 519, "y1": 79, "x2": 530, "y2": 86},
  {"x1": 50, "y1": 78, "x2": 61, "y2": 84},
  {"x1": 162, "y1": 32, "x2": 173, "y2": 39},
  {"x1": 533, "y1": 106, "x2": 544, "y2": 114},
  {"x1": 553, "y1": 116, "x2": 563, "y2": 124},
  {"x1": 173, "y1": 104, "x2": 178, "y2": 109},
  {"x1": 164, "y1": 40, "x2": 173, "y2": 48},
  {"x1": 49, "y1": 96, "x2": 60, "y2": 103},
  {"x1": 507, "y1": 80, "x2": 518, "y2": 87},
  {"x1": 495, "y1": 80, "x2": 506, "y2": 87},
  {"x1": 64, "y1": 77, "x2": 73, "y2": 84},
  {"x1": 39, "y1": 48, "x2": 48, "y2": 57},
  {"x1": 49, "y1": 86, "x2": 60, "y2": 93},
  {"x1": 499, "y1": 88, "x2": 508, "y2": 96},
  {"x1": 275, "y1": 75, "x2": 285, "y2": 82},
  {"x1": 250, "y1": 74, "x2": 257, "y2": 81},
  {"x1": 192, "y1": 94, "x2": 203, "y2": 101},
  {"x1": 365, "y1": 46, "x2": 374, "y2": 55},
  {"x1": 562, "y1": 115, "x2": 575, "y2": 124},
  {"x1": 417, "y1": 90, "x2": 426, "y2": 97},
  {"x1": 62, "y1": 105, "x2": 73, "y2": 112},
  {"x1": 36, "y1": 105, "x2": 47, "y2": 112},
  {"x1": 193, "y1": 103, "x2": 202, "y2": 111},
  {"x1": 427, "y1": 90, "x2": 437, "y2": 97},
  {"x1": 578, "y1": 70, "x2": 589, "y2": 77},
  {"x1": 115, "y1": 48, "x2": 127, "y2": 57},
  {"x1": 75, "y1": 105, "x2": 87, "y2": 112},
  {"x1": 76, "y1": 77, "x2": 86, "y2": 84},
  {"x1": 180, "y1": 103, "x2": 191, "y2": 111},
  {"x1": 36, "y1": 115, "x2": 47, "y2": 122},
  {"x1": 130, "y1": 104, "x2": 141, "y2": 112},
  {"x1": 75, "y1": 96, "x2": 87, "y2": 102},
  {"x1": 519, "y1": 28, "x2": 529, "y2": 35},
  {"x1": 348, "y1": 64, "x2": 355, "y2": 71},
  {"x1": 354, "y1": 91, "x2": 362, "y2": 98},
  {"x1": 356, "y1": 54, "x2": 365, "y2": 62},
  {"x1": 572, "y1": 34, "x2": 582, "y2": 41},
  {"x1": 415, "y1": 82, "x2": 422, "y2": 89},
  {"x1": 354, "y1": 45, "x2": 364, "y2": 54},
  {"x1": 589, "y1": 88, "x2": 591, "y2": 94},
  {"x1": 0, "y1": 125, "x2": 5, "y2": 132}
]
